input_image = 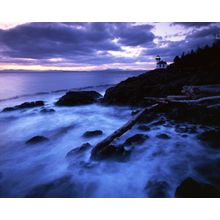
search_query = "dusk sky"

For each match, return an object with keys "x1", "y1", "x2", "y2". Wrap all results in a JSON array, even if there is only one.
[{"x1": 0, "y1": 22, "x2": 219, "y2": 71}]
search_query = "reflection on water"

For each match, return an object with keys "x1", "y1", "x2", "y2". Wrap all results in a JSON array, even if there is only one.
[{"x1": 0, "y1": 71, "x2": 142, "y2": 99}]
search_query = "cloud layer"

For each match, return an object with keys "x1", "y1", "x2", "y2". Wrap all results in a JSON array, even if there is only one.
[{"x1": 0, "y1": 22, "x2": 219, "y2": 70}]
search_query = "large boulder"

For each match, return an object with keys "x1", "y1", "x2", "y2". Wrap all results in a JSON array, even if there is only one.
[
  {"x1": 175, "y1": 177, "x2": 220, "y2": 198},
  {"x1": 56, "y1": 91, "x2": 102, "y2": 106},
  {"x1": 26, "y1": 136, "x2": 49, "y2": 144},
  {"x1": 25, "y1": 176, "x2": 77, "y2": 198},
  {"x1": 2, "y1": 101, "x2": 44, "y2": 112}
]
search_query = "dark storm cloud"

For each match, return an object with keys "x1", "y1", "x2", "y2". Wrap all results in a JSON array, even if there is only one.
[
  {"x1": 0, "y1": 22, "x2": 155, "y2": 62},
  {"x1": 172, "y1": 22, "x2": 216, "y2": 28}
]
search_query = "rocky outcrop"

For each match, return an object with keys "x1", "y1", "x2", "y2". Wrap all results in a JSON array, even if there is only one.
[
  {"x1": 175, "y1": 177, "x2": 220, "y2": 198},
  {"x1": 83, "y1": 130, "x2": 103, "y2": 138},
  {"x1": 26, "y1": 136, "x2": 49, "y2": 144},
  {"x1": 56, "y1": 91, "x2": 102, "y2": 106},
  {"x1": 2, "y1": 101, "x2": 44, "y2": 112}
]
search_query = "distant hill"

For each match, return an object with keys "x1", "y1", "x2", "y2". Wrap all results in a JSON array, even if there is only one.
[{"x1": 103, "y1": 40, "x2": 220, "y2": 106}]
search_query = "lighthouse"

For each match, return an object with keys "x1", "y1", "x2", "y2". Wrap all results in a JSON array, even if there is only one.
[{"x1": 155, "y1": 55, "x2": 167, "y2": 69}]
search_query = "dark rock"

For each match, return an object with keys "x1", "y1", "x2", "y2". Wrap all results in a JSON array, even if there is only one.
[
  {"x1": 2, "y1": 101, "x2": 44, "y2": 112},
  {"x1": 66, "y1": 143, "x2": 92, "y2": 158},
  {"x1": 91, "y1": 144, "x2": 131, "y2": 162},
  {"x1": 137, "y1": 125, "x2": 150, "y2": 131},
  {"x1": 123, "y1": 134, "x2": 148, "y2": 146},
  {"x1": 25, "y1": 176, "x2": 77, "y2": 198},
  {"x1": 56, "y1": 91, "x2": 102, "y2": 106},
  {"x1": 175, "y1": 177, "x2": 220, "y2": 198},
  {"x1": 26, "y1": 136, "x2": 49, "y2": 144},
  {"x1": 198, "y1": 130, "x2": 220, "y2": 149},
  {"x1": 156, "y1": 133, "x2": 171, "y2": 139},
  {"x1": 40, "y1": 108, "x2": 55, "y2": 113},
  {"x1": 161, "y1": 102, "x2": 220, "y2": 126},
  {"x1": 145, "y1": 180, "x2": 170, "y2": 198},
  {"x1": 83, "y1": 130, "x2": 103, "y2": 138},
  {"x1": 102, "y1": 42, "x2": 220, "y2": 107}
]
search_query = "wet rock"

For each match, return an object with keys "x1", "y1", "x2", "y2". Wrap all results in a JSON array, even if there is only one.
[
  {"x1": 26, "y1": 136, "x2": 49, "y2": 144},
  {"x1": 156, "y1": 133, "x2": 171, "y2": 139},
  {"x1": 2, "y1": 101, "x2": 44, "y2": 112},
  {"x1": 198, "y1": 130, "x2": 220, "y2": 149},
  {"x1": 83, "y1": 130, "x2": 103, "y2": 138},
  {"x1": 145, "y1": 180, "x2": 170, "y2": 198},
  {"x1": 25, "y1": 175, "x2": 77, "y2": 198},
  {"x1": 56, "y1": 91, "x2": 102, "y2": 106},
  {"x1": 91, "y1": 144, "x2": 131, "y2": 162},
  {"x1": 66, "y1": 143, "x2": 92, "y2": 158},
  {"x1": 175, "y1": 177, "x2": 220, "y2": 198},
  {"x1": 123, "y1": 134, "x2": 148, "y2": 146},
  {"x1": 137, "y1": 125, "x2": 150, "y2": 131},
  {"x1": 40, "y1": 108, "x2": 55, "y2": 113}
]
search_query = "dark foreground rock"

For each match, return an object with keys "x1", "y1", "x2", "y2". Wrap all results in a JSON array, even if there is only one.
[
  {"x1": 198, "y1": 130, "x2": 220, "y2": 149},
  {"x1": 56, "y1": 91, "x2": 102, "y2": 106},
  {"x1": 175, "y1": 177, "x2": 220, "y2": 198},
  {"x1": 83, "y1": 130, "x2": 103, "y2": 138},
  {"x1": 91, "y1": 144, "x2": 131, "y2": 162},
  {"x1": 66, "y1": 143, "x2": 92, "y2": 158},
  {"x1": 2, "y1": 101, "x2": 44, "y2": 112},
  {"x1": 145, "y1": 180, "x2": 170, "y2": 198},
  {"x1": 26, "y1": 176, "x2": 77, "y2": 198},
  {"x1": 26, "y1": 136, "x2": 49, "y2": 144},
  {"x1": 123, "y1": 134, "x2": 148, "y2": 146}
]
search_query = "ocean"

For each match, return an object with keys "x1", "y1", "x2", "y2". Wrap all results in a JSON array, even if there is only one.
[
  {"x1": 0, "y1": 70, "x2": 217, "y2": 197},
  {"x1": 0, "y1": 71, "x2": 143, "y2": 100}
]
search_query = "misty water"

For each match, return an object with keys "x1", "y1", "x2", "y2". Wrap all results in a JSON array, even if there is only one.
[{"x1": 0, "y1": 72, "x2": 219, "y2": 197}]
